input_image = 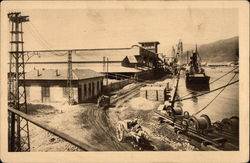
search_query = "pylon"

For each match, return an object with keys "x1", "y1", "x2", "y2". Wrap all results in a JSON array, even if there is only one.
[
  {"x1": 8, "y1": 12, "x2": 30, "y2": 152},
  {"x1": 67, "y1": 50, "x2": 74, "y2": 104}
]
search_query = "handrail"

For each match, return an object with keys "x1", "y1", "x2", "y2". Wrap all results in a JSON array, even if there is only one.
[{"x1": 8, "y1": 107, "x2": 99, "y2": 151}]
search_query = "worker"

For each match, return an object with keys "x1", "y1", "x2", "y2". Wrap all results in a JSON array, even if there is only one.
[
  {"x1": 127, "y1": 118, "x2": 138, "y2": 129},
  {"x1": 132, "y1": 124, "x2": 142, "y2": 133}
]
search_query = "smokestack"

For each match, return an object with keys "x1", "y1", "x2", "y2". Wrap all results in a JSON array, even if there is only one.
[{"x1": 56, "y1": 69, "x2": 60, "y2": 76}]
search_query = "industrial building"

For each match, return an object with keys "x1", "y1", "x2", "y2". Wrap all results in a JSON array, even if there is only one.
[
  {"x1": 21, "y1": 69, "x2": 104, "y2": 103},
  {"x1": 26, "y1": 41, "x2": 162, "y2": 78},
  {"x1": 121, "y1": 55, "x2": 143, "y2": 68}
]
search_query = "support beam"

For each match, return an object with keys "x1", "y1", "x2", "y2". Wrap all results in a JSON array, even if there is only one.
[
  {"x1": 24, "y1": 47, "x2": 132, "y2": 53},
  {"x1": 8, "y1": 107, "x2": 99, "y2": 151}
]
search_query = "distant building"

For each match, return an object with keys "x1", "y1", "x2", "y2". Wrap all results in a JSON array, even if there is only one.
[
  {"x1": 121, "y1": 55, "x2": 144, "y2": 68},
  {"x1": 21, "y1": 69, "x2": 104, "y2": 103},
  {"x1": 24, "y1": 41, "x2": 161, "y2": 81},
  {"x1": 207, "y1": 62, "x2": 230, "y2": 67},
  {"x1": 138, "y1": 41, "x2": 160, "y2": 53},
  {"x1": 138, "y1": 42, "x2": 160, "y2": 68}
]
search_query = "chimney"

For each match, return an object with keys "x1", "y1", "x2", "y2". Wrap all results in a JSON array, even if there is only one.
[
  {"x1": 37, "y1": 69, "x2": 41, "y2": 76},
  {"x1": 56, "y1": 69, "x2": 60, "y2": 76}
]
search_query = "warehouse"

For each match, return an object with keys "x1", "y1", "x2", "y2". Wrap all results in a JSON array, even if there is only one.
[
  {"x1": 121, "y1": 55, "x2": 144, "y2": 68},
  {"x1": 22, "y1": 69, "x2": 104, "y2": 103}
]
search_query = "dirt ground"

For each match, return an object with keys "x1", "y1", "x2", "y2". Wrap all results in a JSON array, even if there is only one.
[
  {"x1": 109, "y1": 96, "x2": 197, "y2": 151},
  {"x1": 27, "y1": 81, "x2": 197, "y2": 151}
]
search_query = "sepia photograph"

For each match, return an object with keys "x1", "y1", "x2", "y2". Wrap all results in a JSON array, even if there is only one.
[{"x1": 0, "y1": 1, "x2": 249, "y2": 163}]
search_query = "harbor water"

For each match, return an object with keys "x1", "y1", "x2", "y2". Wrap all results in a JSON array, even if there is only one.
[
  {"x1": 26, "y1": 63, "x2": 239, "y2": 122},
  {"x1": 177, "y1": 67, "x2": 239, "y2": 122}
]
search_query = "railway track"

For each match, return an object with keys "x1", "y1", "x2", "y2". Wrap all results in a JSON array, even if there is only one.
[{"x1": 111, "y1": 83, "x2": 145, "y2": 107}]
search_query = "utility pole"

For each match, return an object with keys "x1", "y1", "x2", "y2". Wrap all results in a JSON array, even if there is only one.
[
  {"x1": 8, "y1": 12, "x2": 30, "y2": 152},
  {"x1": 67, "y1": 50, "x2": 73, "y2": 105}
]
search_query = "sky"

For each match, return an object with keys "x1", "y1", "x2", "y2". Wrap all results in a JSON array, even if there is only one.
[{"x1": 18, "y1": 8, "x2": 238, "y2": 54}]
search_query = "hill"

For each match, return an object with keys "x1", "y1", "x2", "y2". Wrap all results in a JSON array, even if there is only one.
[{"x1": 179, "y1": 36, "x2": 239, "y2": 64}]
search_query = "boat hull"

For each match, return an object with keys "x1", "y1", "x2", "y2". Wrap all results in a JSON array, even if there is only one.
[{"x1": 186, "y1": 73, "x2": 210, "y2": 90}]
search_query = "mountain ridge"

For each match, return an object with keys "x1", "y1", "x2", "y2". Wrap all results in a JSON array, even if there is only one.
[{"x1": 178, "y1": 36, "x2": 239, "y2": 63}]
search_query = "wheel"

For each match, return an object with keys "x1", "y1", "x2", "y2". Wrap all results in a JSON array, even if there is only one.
[
  {"x1": 183, "y1": 111, "x2": 190, "y2": 119},
  {"x1": 116, "y1": 123, "x2": 125, "y2": 142},
  {"x1": 181, "y1": 119, "x2": 189, "y2": 132}
]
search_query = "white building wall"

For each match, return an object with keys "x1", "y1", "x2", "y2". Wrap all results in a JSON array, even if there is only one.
[
  {"x1": 27, "y1": 85, "x2": 78, "y2": 103},
  {"x1": 27, "y1": 86, "x2": 42, "y2": 103},
  {"x1": 26, "y1": 78, "x2": 102, "y2": 104},
  {"x1": 50, "y1": 86, "x2": 65, "y2": 102}
]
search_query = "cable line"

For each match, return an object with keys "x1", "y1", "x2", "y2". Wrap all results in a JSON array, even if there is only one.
[
  {"x1": 173, "y1": 79, "x2": 239, "y2": 102},
  {"x1": 26, "y1": 22, "x2": 67, "y2": 56},
  {"x1": 209, "y1": 67, "x2": 238, "y2": 84},
  {"x1": 192, "y1": 73, "x2": 237, "y2": 116},
  {"x1": 178, "y1": 67, "x2": 239, "y2": 99}
]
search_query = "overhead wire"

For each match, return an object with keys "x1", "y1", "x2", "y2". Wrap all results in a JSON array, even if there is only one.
[
  {"x1": 26, "y1": 22, "x2": 67, "y2": 56},
  {"x1": 173, "y1": 79, "x2": 239, "y2": 103},
  {"x1": 178, "y1": 66, "x2": 239, "y2": 99},
  {"x1": 192, "y1": 72, "x2": 238, "y2": 116},
  {"x1": 29, "y1": 22, "x2": 67, "y2": 56},
  {"x1": 26, "y1": 24, "x2": 55, "y2": 53},
  {"x1": 25, "y1": 24, "x2": 52, "y2": 51}
]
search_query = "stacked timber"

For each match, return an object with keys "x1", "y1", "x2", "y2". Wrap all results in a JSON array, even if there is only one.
[
  {"x1": 157, "y1": 87, "x2": 166, "y2": 102},
  {"x1": 146, "y1": 87, "x2": 158, "y2": 101},
  {"x1": 139, "y1": 78, "x2": 177, "y2": 102},
  {"x1": 140, "y1": 83, "x2": 169, "y2": 102}
]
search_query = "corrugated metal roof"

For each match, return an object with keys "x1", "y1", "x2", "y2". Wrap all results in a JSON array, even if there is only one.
[{"x1": 25, "y1": 69, "x2": 104, "y2": 80}]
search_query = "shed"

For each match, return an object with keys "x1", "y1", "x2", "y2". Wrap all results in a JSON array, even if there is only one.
[{"x1": 21, "y1": 69, "x2": 104, "y2": 103}]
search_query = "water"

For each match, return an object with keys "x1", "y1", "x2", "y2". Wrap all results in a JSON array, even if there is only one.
[
  {"x1": 26, "y1": 63, "x2": 239, "y2": 122},
  {"x1": 177, "y1": 67, "x2": 239, "y2": 122}
]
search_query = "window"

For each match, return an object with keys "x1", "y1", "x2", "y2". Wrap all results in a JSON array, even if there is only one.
[
  {"x1": 89, "y1": 83, "x2": 91, "y2": 96},
  {"x1": 100, "y1": 80, "x2": 103, "y2": 92},
  {"x1": 92, "y1": 82, "x2": 95, "y2": 96},
  {"x1": 81, "y1": 85, "x2": 84, "y2": 99},
  {"x1": 97, "y1": 81, "x2": 99, "y2": 92},
  {"x1": 42, "y1": 86, "x2": 50, "y2": 97},
  {"x1": 84, "y1": 84, "x2": 87, "y2": 96}
]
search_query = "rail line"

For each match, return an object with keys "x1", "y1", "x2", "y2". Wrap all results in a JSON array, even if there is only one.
[{"x1": 110, "y1": 83, "x2": 146, "y2": 106}]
